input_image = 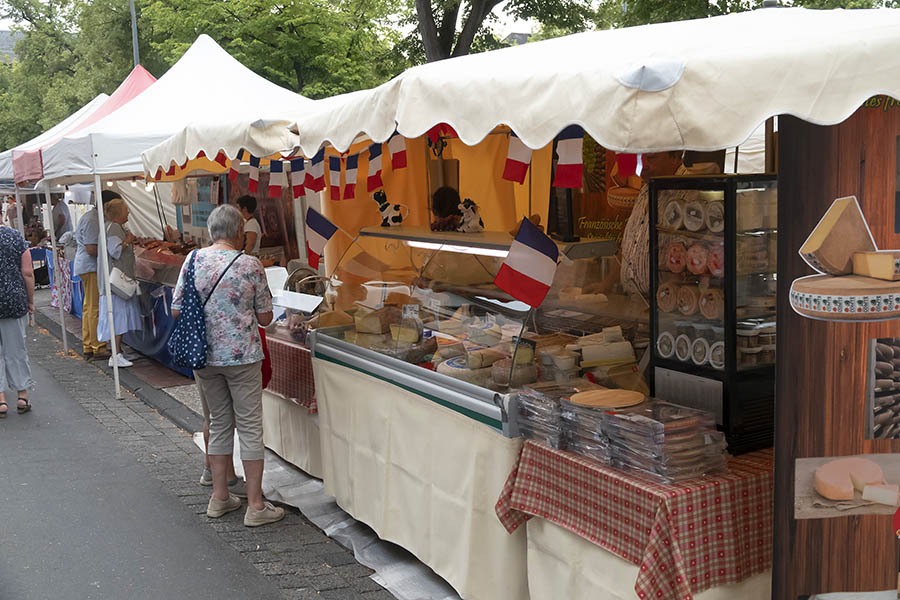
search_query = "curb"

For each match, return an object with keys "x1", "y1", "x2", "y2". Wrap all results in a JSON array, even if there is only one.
[{"x1": 33, "y1": 310, "x2": 204, "y2": 435}]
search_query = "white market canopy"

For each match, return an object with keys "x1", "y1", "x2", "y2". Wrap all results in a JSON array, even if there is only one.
[
  {"x1": 39, "y1": 34, "x2": 314, "y2": 187},
  {"x1": 288, "y1": 7, "x2": 900, "y2": 156}
]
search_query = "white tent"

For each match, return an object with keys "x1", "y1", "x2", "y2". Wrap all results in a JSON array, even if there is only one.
[{"x1": 285, "y1": 7, "x2": 900, "y2": 155}]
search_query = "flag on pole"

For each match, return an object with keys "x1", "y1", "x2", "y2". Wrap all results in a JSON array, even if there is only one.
[
  {"x1": 290, "y1": 158, "x2": 305, "y2": 199},
  {"x1": 268, "y1": 159, "x2": 286, "y2": 198},
  {"x1": 388, "y1": 134, "x2": 407, "y2": 170},
  {"x1": 344, "y1": 154, "x2": 358, "y2": 199},
  {"x1": 306, "y1": 149, "x2": 325, "y2": 192},
  {"x1": 551, "y1": 125, "x2": 584, "y2": 188},
  {"x1": 493, "y1": 218, "x2": 559, "y2": 307},
  {"x1": 328, "y1": 156, "x2": 342, "y2": 201},
  {"x1": 367, "y1": 143, "x2": 384, "y2": 192},
  {"x1": 305, "y1": 207, "x2": 338, "y2": 270},
  {"x1": 502, "y1": 133, "x2": 533, "y2": 184},
  {"x1": 248, "y1": 155, "x2": 261, "y2": 193}
]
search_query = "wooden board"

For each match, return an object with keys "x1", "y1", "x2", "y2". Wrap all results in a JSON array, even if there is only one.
[
  {"x1": 790, "y1": 274, "x2": 900, "y2": 321},
  {"x1": 774, "y1": 103, "x2": 900, "y2": 599}
]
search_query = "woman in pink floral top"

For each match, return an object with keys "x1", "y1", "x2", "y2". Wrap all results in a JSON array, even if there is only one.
[{"x1": 172, "y1": 204, "x2": 283, "y2": 527}]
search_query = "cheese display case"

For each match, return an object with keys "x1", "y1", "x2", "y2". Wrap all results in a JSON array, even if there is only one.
[{"x1": 649, "y1": 175, "x2": 777, "y2": 454}]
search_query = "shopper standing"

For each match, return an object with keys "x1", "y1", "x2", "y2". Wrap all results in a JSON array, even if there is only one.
[
  {"x1": 73, "y1": 190, "x2": 116, "y2": 360},
  {"x1": 236, "y1": 195, "x2": 262, "y2": 255},
  {"x1": 0, "y1": 226, "x2": 34, "y2": 417}
]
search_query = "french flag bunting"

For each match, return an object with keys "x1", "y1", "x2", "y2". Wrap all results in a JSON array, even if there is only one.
[
  {"x1": 388, "y1": 134, "x2": 407, "y2": 170},
  {"x1": 552, "y1": 125, "x2": 584, "y2": 189},
  {"x1": 305, "y1": 149, "x2": 325, "y2": 192},
  {"x1": 268, "y1": 160, "x2": 286, "y2": 198},
  {"x1": 248, "y1": 155, "x2": 261, "y2": 193},
  {"x1": 228, "y1": 151, "x2": 241, "y2": 181},
  {"x1": 343, "y1": 154, "x2": 358, "y2": 199},
  {"x1": 502, "y1": 133, "x2": 532, "y2": 184},
  {"x1": 289, "y1": 158, "x2": 305, "y2": 199},
  {"x1": 328, "y1": 156, "x2": 342, "y2": 201},
  {"x1": 367, "y1": 143, "x2": 384, "y2": 192},
  {"x1": 615, "y1": 153, "x2": 643, "y2": 178},
  {"x1": 305, "y1": 207, "x2": 338, "y2": 271},
  {"x1": 493, "y1": 218, "x2": 559, "y2": 308}
]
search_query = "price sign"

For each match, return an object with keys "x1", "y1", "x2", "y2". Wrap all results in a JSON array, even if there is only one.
[{"x1": 402, "y1": 304, "x2": 420, "y2": 320}]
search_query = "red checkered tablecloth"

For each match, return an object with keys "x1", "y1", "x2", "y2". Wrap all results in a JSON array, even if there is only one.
[
  {"x1": 496, "y1": 441, "x2": 773, "y2": 600},
  {"x1": 265, "y1": 332, "x2": 317, "y2": 413}
]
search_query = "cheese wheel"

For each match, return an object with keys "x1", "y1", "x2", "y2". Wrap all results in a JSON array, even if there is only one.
[
  {"x1": 790, "y1": 274, "x2": 900, "y2": 322},
  {"x1": 674, "y1": 334, "x2": 692, "y2": 362},
  {"x1": 683, "y1": 201, "x2": 706, "y2": 232},
  {"x1": 707, "y1": 245, "x2": 725, "y2": 278},
  {"x1": 657, "y1": 332, "x2": 675, "y2": 359},
  {"x1": 466, "y1": 347, "x2": 506, "y2": 369},
  {"x1": 699, "y1": 289, "x2": 725, "y2": 320},
  {"x1": 656, "y1": 282, "x2": 678, "y2": 313},
  {"x1": 687, "y1": 243, "x2": 709, "y2": 275},
  {"x1": 709, "y1": 341, "x2": 725, "y2": 370},
  {"x1": 814, "y1": 457, "x2": 883, "y2": 500},
  {"x1": 492, "y1": 358, "x2": 538, "y2": 387},
  {"x1": 665, "y1": 243, "x2": 687, "y2": 274},
  {"x1": 705, "y1": 201, "x2": 725, "y2": 233},
  {"x1": 437, "y1": 356, "x2": 493, "y2": 387},
  {"x1": 676, "y1": 285, "x2": 699, "y2": 316},
  {"x1": 691, "y1": 337, "x2": 710, "y2": 366},
  {"x1": 661, "y1": 200, "x2": 684, "y2": 230},
  {"x1": 800, "y1": 196, "x2": 875, "y2": 275}
]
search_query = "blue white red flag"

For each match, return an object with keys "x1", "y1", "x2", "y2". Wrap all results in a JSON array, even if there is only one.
[
  {"x1": 268, "y1": 159, "x2": 286, "y2": 198},
  {"x1": 290, "y1": 158, "x2": 305, "y2": 199},
  {"x1": 551, "y1": 126, "x2": 584, "y2": 188},
  {"x1": 305, "y1": 149, "x2": 325, "y2": 192},
  {"x1": 343, "y1": 154, "x2": 358, "y2": 199},
  {"x1": 367, "y1": 143, "x2": 384, "y2": 192},
  {"x1": 228, "y1": 151, "x2": 241, "y2": 181},
  {"x1": 493, "y1": 218, "x2": 558, "y2": 307},
  {"x1": 502, "y1": 132, "x2": 532, "y2": 184},
  {"x1": 248, "y1": 155, "x2": 261, "y2": 193},
  {"x1": 305, "y1": 207, "x2": 338, "y2": 271},
  {"x1": 388, "y1": 134, "x2": 407, "y2": 170},
  {"x1": 328, "y1": 156, "x2": 342, "y2": 201}
]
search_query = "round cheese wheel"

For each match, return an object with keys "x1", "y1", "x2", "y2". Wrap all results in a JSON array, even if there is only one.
[
  {"x1": 706, "y1": 201, "x2": 725, "y2": 233},
  {"x1": 687, "y1": 243, "x2": 709, "y2": 275},
  {"x1": 790, "y1": 274, "x2": 900, "y2": 322},
  {"x1": 709, "y1": 341, "x2": 725, "y2": 370},
  {"x1": 699, "y1": 289, "x2": 725, "y2": 320},
  {"x1": 569, "y1": 389, "x2": 644, "y2": 409},
  {"x1": 656, "y1": 332, "x2": 675, "y2": 359},
  {"x1": 683, "y1": 201, "x2": 706, "y2": 232},
  {"x1": 491, "y1": 358, "x2": 538, "y2": 387},
  {"x1": 665, "y1": 242, "x2": 687, "y2": 274},
  {"x1": 707, "y1": 244, "x2": 725, "y2": 278},
  {"x1": 691, "y1": 337, "x2": 710, "y2": 366},
  {"x1": 674, "y1": 334, "x2": 692, "y2": 362},
  {"x1": 676, "y1": 285, "x2": 699, "y2": 316},
  {"x1": 656, "y1": 281, "x2": 678, "y2": 313},
  {"x1": 661, "y1": 200, "x2": 684, "y2": 230}
]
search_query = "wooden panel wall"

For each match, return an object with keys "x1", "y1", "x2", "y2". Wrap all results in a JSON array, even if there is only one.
[{"x1": 775, "y1": 102, "x2": 900, "y2": 598}]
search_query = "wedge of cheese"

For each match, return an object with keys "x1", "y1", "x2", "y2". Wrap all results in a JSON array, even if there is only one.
[
  {"x1": 814, "y1": 457, "x2": 883, "y2": 500},
  {"x1": 390, "y1": 319, "x2": 423, "y2": 343},
  {"x1": 851, "y1": 251, "x2": 900, "y2": 281},
  {"x1": 862, "y1": 483, "x2": 899, "y2": 506},
  {"x1": 466, "y1": 347, "x2": 505, "y2": 369},
  {"x1": 354, "y1": 305, "x2": 401, "y2": 334},
  {"x1": 799, "y1": 196, "x2": 875, "y2": 275}
]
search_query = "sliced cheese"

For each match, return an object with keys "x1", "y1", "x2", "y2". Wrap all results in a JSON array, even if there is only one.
[
  {"x1": 580, "y1": 341, "x2": 635, "y2": 366},
  {"x1": 466, "y1": 348, "x2": 505, "y2": 369},
  {"x1": 354, "y1": 305, "x2": 401, "y2": 334},
  {"x1": 390, "y1": 320, "x2": 423, "y2": 343},
  {"x1": 814, "y1": 457, "x2": 883, "y2": 500},
  {"x1": 512, "y1": 344, "x2": 535, "y2": 365},
  {"x1": 851, "y1": 251, "x2": 900, "y2": 281},
  {"x1": 862, "y1": 483, "x2": 899, "y2": 506},
  {"x1": 799, "y1": 196, "x2": 875, "y2": 275}
]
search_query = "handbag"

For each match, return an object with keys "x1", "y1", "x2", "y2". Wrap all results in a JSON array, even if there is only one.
[
  {"x1": 168, "y1": 250, "x2": 242, "y2": 370},
  {"x1": 109, "y1": 266, "x2": 139, "y2": 299}
]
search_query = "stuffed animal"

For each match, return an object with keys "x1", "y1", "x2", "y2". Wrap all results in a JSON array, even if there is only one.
[
  {"x1": 373, "y1": 190, "x2": 405, "y2": 227},
  {"x1": 456, "y1": 198, "x2": 484, "y2": 233}
]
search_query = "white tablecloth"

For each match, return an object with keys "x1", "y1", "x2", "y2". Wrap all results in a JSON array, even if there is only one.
[{"x1": 262, "y1": 390, "x2": 323, "y2": 479}]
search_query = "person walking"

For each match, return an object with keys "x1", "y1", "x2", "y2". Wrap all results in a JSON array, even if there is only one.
[
  {"x1": 172, "y1": 204, "x2": 283, "y2": 527},
  {"x1": 0, "y1": 226, "x2": 34, "y2": 417},
  {"x1": 97, "y1": 197, "x2": 141, "y2": 368},
  {"x1": 73, "y1": 191, "x2": 116, "y2": 360}
]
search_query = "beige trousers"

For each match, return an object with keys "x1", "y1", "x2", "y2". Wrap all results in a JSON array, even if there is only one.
[{"x1": 193, "y1": 361, "x2": 264, "y2": 460}]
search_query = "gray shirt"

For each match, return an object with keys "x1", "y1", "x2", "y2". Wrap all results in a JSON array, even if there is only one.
[{"x1": 73, "y1": 208, "x2": 100, "y2": 276}]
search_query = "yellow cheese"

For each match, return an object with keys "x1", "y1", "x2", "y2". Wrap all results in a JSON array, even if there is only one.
[
  {"x1": 800, "y1": 196, "x2": 875, "y2": 275},
  {"x1": 851, "y1": 251, "x2": 900, "y2": 281},
  {"x1": 354, "y1": 305, "x2": 401, "y2": 334},
  {"x1": 466, "y1": 348, "x2": 505, "y2": 369},
  {"x1": 813, "y1": 457, "x2": 883, "y2": 500},
  {"x1": 390, "y1": 320, "x2": 423, "y2": 343},
  {"x1": 512, "y1": 344, "x2": 534, "y2": 365}
]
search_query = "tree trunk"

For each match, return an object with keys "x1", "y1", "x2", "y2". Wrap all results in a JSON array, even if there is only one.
[{"x1": 416, "y1": 0, "x2": 445, "y2": 62}]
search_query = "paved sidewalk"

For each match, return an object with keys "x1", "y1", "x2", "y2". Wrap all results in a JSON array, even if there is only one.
[{"x1": 4, "y1": 321, "x2": 392, "y2": 600}]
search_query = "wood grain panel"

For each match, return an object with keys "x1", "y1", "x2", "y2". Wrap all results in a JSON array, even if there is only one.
[{"x1": 775, "y1": 102, "x2": 900, "y2": 599}]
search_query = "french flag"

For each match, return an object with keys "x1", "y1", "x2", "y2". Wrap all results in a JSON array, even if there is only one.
[
  {"x1": 228, "y1": 151, "x2": 241, "y2": 181},
  {"x1": 305, "y1": 149, "x2": 325, "y2": 192},
  {"x1": 493, "y1": 218, "x2": 559, "y2": 308},
  {"x1": 328, "y1": 156, "x2": 342, "y2": 201},
  {"x1": 388, "y1": 134, "x2": 407, "y2": 170},
  {"x1": 502, "y1": 133, "x2": 532, "y2": 184},
  {"x1": 289, "y1": 158, "x2": 305, "y2": 199},
  {"x1": 305, "y1": 207, "x2": 338, "y2": 271},
  {"x1": 615, "y1": 153, "x2": 643, "y2": 178},
  {"x1": 268, "y1": 159, "x2": 286, "y2": 198},
  {"x1": 367, "y1": 143, "x2": 384, "y2": 192},
  {"x1": 551, "y1": 125, "x2": 584, "y2": 188},
  {"x1": 344, "y1": 154, "x2": 358, "y2": 199},
  {"x1": 248, "y1": 155, "x2": 261, "y2": 193}
]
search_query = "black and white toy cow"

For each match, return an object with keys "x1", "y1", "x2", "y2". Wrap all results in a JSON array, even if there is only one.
[
  {"x1": 373, "y1": 190, "x2": 404, "y2": 227},
  {"x1": 457, "y1": 198, "x2": 484, "y2": 233}
]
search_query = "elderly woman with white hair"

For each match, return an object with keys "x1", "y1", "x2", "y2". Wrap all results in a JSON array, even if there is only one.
[
  {"x1": 97, "y1": 197, "x2": 142, "y2": 368},
  {"x1": 171, "y1": 203, "x2": 282, "y2": 527}
]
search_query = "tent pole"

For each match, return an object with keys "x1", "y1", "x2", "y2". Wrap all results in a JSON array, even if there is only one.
[
  {"x1": 44, "y1": 187, "x2": 68, "y2": 354},
  {"x1": 94, "y1": 175, "x2": 121, "y2": 399}
]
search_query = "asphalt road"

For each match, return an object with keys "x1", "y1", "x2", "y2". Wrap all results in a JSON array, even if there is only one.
[{"x1": 0, "y1": 361, "x2": 283, "y2": 600}]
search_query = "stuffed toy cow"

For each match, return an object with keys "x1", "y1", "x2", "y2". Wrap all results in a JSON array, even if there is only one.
[
  {"x1": 373, "y1": 190, "x2": 405, "y2": 227},
  {"x1": 457, "y1": 198, "x2": 484, "y2": 233}
]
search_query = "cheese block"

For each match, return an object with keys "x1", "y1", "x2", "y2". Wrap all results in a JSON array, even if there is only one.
[
  {"x1": 568, "y1": 389, "x2": 644, "y2": 409},
  {"x1": 814, "y1": 457, "x2": 883, "y2": 500},
  {"x1": 354, "y1": 305, "x2": 401, "y2": 334},
  {"x1": 437, "y1": 319, "x2": 464, "y2": 336},
  {"x1": 467, "y1": 347, "x2": 506, "y2": 369},
  {"x1": 437, "y1": 336, "x2": 465, "y2": 359},
  {"x1": 790, "y1": 274, "x2": 900, "y2": 321},
  {"x1": 851, "y1": 251, "x2": 900, "y2": 281},
  {"x1": 390, "y1": 319, "x2": 424, "y2": 343},
  {"x1": 511, "y1": 343, "x2": 535, "y2": 364},
  {"x1": 491, "y1": 358, "x2": 538, "y2": 387},
  {"x1": 580, "y1": 341, "x2": 635, "y2": 367},
  {"x1": 799, "y1": 195, "x2": 876, "y2": 275},
  {"x1": 862, "y1": 483, "x2": 900, "y2": 506},
  {"x1": 437, "y1": 356, "x2": 493, "y2": 387}
]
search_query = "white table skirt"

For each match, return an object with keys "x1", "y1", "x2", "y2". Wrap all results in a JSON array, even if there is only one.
[
  {"x1": 262, "y1": 390, "x2": 323, "y2": 480},
  {"x1": 312, "y1": 356, "x2": 528, "y2": 600},
  {"x1": 526, "y1": 512, "x2": 772, "y2": 600}
]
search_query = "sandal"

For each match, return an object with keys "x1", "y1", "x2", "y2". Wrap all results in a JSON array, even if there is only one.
[
  {"x1": 17, "y1": 398, "x2": 30, "y2": 414},
  {"x1": 0, "y1": 401, "x2": 7, "y2": 418}
]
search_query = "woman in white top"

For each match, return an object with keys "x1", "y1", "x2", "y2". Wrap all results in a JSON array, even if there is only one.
[{"x1": 236, "y1": 195, "x2": 261, "y2": 255}]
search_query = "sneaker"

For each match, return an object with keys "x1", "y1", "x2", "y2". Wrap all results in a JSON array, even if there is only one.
[
  {"x1": 244, "y1": 502, "x2": 285, "y2": 527},
  {"x1": 199, "y1": 467, "x2": 213, "y2": 486},
  {"x1": 228, "y1": 477, "x2": 248, "y2": 498},
  {"x1": 108, "y1": 353, "x2": 134, "y2": 368},
  {"x1": 207, "y1": 493, "x2": 242, "y2": 518}
]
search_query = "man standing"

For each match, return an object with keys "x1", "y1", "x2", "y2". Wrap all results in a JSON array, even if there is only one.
[
  {"x1": 51, "y1": 195, "x2": 73, "y2": 237},
  {"x1": 73, "y1": 190, "x2": 118, "y2": 360}
]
